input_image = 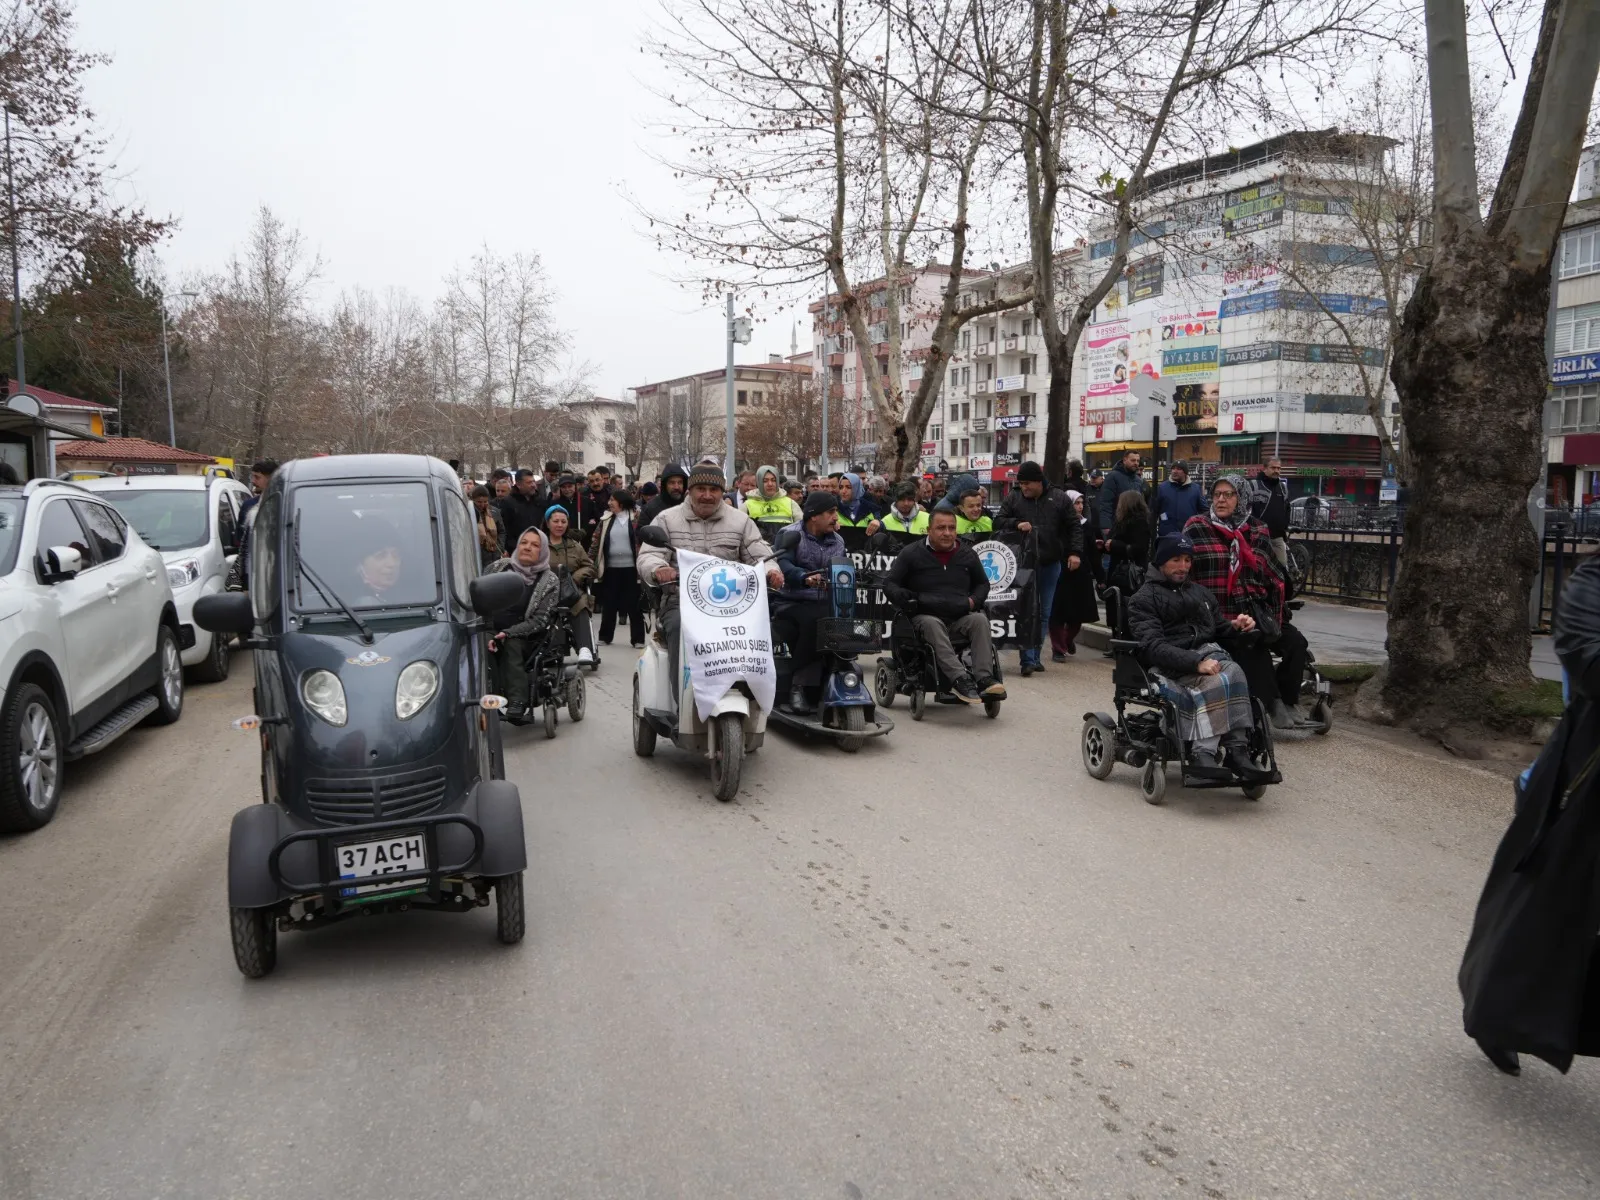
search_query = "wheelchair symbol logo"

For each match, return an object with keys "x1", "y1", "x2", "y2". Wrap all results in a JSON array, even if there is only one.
[
  {"x1": 685, "y1": 558, "x2": 760, "y2": 618},
  {"x1": 970, "y1": 540, "x2": 1017, "y2": 593}
]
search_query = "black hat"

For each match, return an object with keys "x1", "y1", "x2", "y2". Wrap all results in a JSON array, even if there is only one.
[
  {"x1": 1171, "y1": 460, "x2": 1191, "y2": 473},
  {"x1": 1088, "y1": 468, "x2": 1104, "y2": 481},
  {"x1": 1017, "y1": 461, "x2": 1046, "y2": 483},
  {"x1": 1153, "y1": 534, "x2": 1195, "y2": 567},
  {"x1": 802, "y1": 490, "x2": 840, "y2": 519}
]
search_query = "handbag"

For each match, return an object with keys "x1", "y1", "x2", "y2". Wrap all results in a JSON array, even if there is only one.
[{"x1": 1243, "y1": 593, "x2": 1281, "y2": 643}]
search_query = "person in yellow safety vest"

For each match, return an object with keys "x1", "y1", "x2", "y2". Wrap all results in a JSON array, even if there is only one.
[
  {"x1": 952, "y1": 479, "x2": 993, "y2": 536},
  {"x1": 867, "y1": 481, "x2": 930, "y2": 537},
  {"x1": 741, "y1": 464, "x2": 802, "y2": 530},
  {"x1": 836, "y1": 470, "x2": 888, "y2": 527}
]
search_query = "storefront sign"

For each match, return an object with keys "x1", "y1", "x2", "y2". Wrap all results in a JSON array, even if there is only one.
[
  {"x1": 994, "y1": 414, "x2": 1030, "y2": 429},
  {"x1": 1084, "y1": 406, "x2": 1126, "y2": 425},
  {"x1": 1553, "y1": 352, "x2": 1600, "y2": 385},
  {"x1": 969, "y1": 454, "x2": 993, "y2": 470},
  {"x1": 994, "y1": 375, "x2": 1026, "y2": 393}
]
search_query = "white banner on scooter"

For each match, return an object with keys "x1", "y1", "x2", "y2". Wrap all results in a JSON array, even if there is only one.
[{"x1": 676, "y1": 549, "x2": 777, "y2": 722}]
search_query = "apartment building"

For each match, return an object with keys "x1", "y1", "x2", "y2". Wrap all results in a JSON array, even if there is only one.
[
  {"x1": 562, "y1": 396, "x2": 635, "y2": 479},
  {"x1": 1069, "y1": 130, "x2": 1407, "y2": 502},
  {"x1": 631, "y1": 355, "x2": 813, "y2": 480},
  {"x1": 1548, "y1": 146, "x2": 1600, "y2": 508}
]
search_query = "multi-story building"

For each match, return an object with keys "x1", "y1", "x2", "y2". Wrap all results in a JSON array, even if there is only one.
[
  {"x1": 1547, "y1": 145, "x2": 1600, "y2": 509},
  {"x1": 1070, "y1": 130, "x2": 1406, "y2": 502},
  {"x1": 561, "y1": 396, "x2": 635, "y2": 479},
  {"x1": 631, "y1": 355, "x2": 813, "y2": 480}
]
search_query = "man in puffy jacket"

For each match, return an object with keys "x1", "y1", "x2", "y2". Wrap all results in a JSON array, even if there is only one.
[
  {"x1": 1151, "y1": 461, "x2": 1207, "y2": 544},
  {"x1": 1245, "y1": 458, "x2": 1291, "y2": 565},
  {"x1": 884, "y1": 508, "x2": 1005, "y2": 704},
  {"x1": 1127, "y1": 534, "x2": 1266, "y2": 780},
  {"x1": 994, "y1": 461, "x2": 1083, "y2": 671}
]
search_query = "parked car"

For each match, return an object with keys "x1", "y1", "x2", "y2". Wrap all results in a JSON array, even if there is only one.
[
  {"x1": 78, "y1": 469, "x2": 252, "y2": 682},
  {"x1": 1289, "y1": 495, "x2": 1355, "y2": 529},
  {"x1": 0, "y1": 478, "x2": 185, "y2": 832}
]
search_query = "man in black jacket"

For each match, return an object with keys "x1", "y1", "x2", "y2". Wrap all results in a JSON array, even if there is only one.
[
  {"x1": 641, "y1": 463, "x2": 689, "y2": 525},
  {"x1": 1245, "y1": 458, "x2": 1291, "y2": 566},
  {"x1": 1126, "y1": 535, "x2": 1264, "y2": 777},
  {"x1": 995, "y1": 461, "x2": 1083, "y2": 671},
  {"x1": 1098, "y1": 450, "x2": 1146, "y2": 536},
  {"x1": 884, "y1": 509, "x2": 1005, "y2": 703},
  {"x1": 497, "y1": 468, "x2": 547, "y2": 547}
]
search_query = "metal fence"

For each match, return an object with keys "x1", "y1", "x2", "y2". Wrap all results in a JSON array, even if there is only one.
[{"x1": 1287, "y1": 524, "x2": 1595, "y2": 631}]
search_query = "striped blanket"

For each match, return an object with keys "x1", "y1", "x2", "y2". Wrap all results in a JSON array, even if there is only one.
[{"x1": 1156, "y1": 644, "x2": 1254, "y2": 742}]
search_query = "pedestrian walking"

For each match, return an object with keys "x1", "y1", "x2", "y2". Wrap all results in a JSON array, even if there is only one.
[
  {"x1": 1151, "y1": 461, "x2": 1207, "y2": 544},
  {"x1": 640, "y1": 464, "x2": 688, "y2": 525},
  {"x1": 995, "y1": 461, "x2": 1081, "y2": 672},
  {"x1": 594, "y1": 489, "x2": 645, "y2": 647},
  {"x1": 498, "y1": 468, "x2": 547, "y2": 547},
  {"x1": 1459, "y1": 552, "x2": 1600, "y2": 1076},
  {"x1": 1245, "y1": 458, "x2": 1292, "y2": 567},
  {"x1": 1047, "y1": 490, "x2": 1099, "y2": 659},
  {"x1": 471, "y1": 485, "x2": 504, "y2": 569},
  {"x1": 1097, "y1": 449, "x2": 1146, "y2": 537},
  {"x1": 543, "y1": 505, "x2": 597, "y2": 664}
]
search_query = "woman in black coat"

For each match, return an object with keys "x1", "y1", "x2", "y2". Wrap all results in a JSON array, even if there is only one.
[
  {"x1": 1103, "y1": 490, "x2": 1153, "y2": 636},
  {"x1": 1048, "y1": 491, "x2": 1100, "y2": 659},
  {"x1": 1460, "y1": 555, "x2": 1600, "y2": 1076}
]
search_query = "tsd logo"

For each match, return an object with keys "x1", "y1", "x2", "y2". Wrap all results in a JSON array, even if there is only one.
[
  {"x1": 345, "y1": 650, "x2": 392, "y2": 667},
  {"x1": 685, "y1": 559, "x2": 760, "y2": 618},
  {"x1": 970, "y1": 540, "x2": 1018, "y2": 592}
]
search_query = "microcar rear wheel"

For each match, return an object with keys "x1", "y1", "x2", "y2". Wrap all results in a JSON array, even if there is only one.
[
  {"x1": 191, "y1": 628, "x2": 231, "y2": 683},
  {"x1": 495, "y1": 872, "x2": 526, "y2": 944},
  {"x1": 230, "y1": 906, "x2": 278, "y2": 978}
]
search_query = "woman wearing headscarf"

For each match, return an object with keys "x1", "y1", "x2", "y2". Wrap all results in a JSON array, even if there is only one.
[
  {"x1": 485, "y1": 527, "x2": 561, "y2": 718},
  {"x1": 835, "y1": 470, "x2": 885, "y2": 527},
  {"x1": 594, "y1": 489, "x2": 645, "y2": 648},
  {"x1": 742, "y1": 464, "x2": 802, "y2": 533},
  {"x1": 543, "y1": 505, "x2": 598, "y2": 665},
  {"x1": 1182, "y1": 474, "x2": 1308, "y2": 728},
  {"x1": 1048, "y1": 491, "x2": 1100, "y2": 659}
]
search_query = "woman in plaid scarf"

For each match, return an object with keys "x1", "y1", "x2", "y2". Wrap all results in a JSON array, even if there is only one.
[{"x1": 1183, "y1": 474, "x2": 1310, "y2": 728}]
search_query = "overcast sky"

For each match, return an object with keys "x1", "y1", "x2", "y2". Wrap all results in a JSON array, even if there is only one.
[{"x1": 73, "y1": 0, "x2": 808, "y2": 398}]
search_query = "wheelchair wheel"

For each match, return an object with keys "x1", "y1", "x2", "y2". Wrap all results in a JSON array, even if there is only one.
[
  {"x1": 983, "y1": 697, "x2": 1001, "y2": 719},
  {"x1": 566, "y1": 672, "x2": 587, "y2": 723},
  {"x1": 632, "y1": 675, "x2": 656, "y2": 757},
  {"x1": 1140, "y1": 759, "x2": 1166, "y2": 805},
  {"x1": 1081, "y1": 718, "x2": 1115, "y2": 780},
  {"x1": 1310, "y1": 698, "x2": 1333, "y2": 735},
  {"x1": 874, "y1": 659, "x2": 897, "y2": 708},
  {"x1": 909, "y1": 687, "x2": 927, "y2": 722},
  {"x1": 543, "y1": 703, "x2": 558, "y2": 740},
  {"x1": 1241, "y1": 781, "x2": 1267, "y2": 801}
]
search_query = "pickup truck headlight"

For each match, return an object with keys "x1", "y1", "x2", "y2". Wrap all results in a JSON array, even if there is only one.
[
  {"x1": 166, "y1": 558, "x2": 202, "y2": 587},
  {"x1": 301, "y1": 669, "x2": 348, "y2": 727},
  {"x1": 395, "y1": 660, "x2": 439, "y2": 720}
]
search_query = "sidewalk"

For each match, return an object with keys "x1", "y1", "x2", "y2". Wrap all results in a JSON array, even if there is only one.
[{"x1": 1291, "y1": 601, "x2": 1562, "y2": 682}]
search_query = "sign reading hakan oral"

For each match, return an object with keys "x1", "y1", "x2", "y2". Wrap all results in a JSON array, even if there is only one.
[{"x1": 676, "y1": 549, "x2": 777, "y2": 720}]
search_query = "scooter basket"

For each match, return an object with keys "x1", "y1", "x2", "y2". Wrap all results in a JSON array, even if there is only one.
[{"x1": 815, "y1": 617, "x2": 882, "y2": 655}]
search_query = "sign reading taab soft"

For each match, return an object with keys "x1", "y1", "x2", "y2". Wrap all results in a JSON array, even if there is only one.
[{"x1": 676, "y1": 550, "x2": 776, "y2": 721}]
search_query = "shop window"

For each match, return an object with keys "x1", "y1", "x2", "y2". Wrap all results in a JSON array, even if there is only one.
[{"x1": 1557, "y1": 383, "x2": 1600, "y2": 432}]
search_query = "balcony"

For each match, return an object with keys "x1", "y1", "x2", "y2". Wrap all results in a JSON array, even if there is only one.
[
  {"x1": 975, "y1": 379, "x2": 991, "y2": 393},
  {"x1": 973, "y1": 341, "x2": 996, "y2": 360}
]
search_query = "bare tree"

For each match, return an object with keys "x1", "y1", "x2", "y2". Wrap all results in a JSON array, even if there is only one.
[
  {"x1": 322, "y1": 288, "x2": 430, "y2": 454},
  {"x1": 1382, "y1": 0, "x2": 1600, "y2": 730}
]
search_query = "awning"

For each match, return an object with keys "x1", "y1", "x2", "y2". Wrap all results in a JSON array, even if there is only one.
[
  {"x1": 1215, "y1": 434, "x2": 1261, "y2": 446},
  {"x1": 1081, "y1": 439, "x2": 1170, "y2": 453},
  {"x1": 0, "y1": 408, "x2": 105, "y2": 440}
]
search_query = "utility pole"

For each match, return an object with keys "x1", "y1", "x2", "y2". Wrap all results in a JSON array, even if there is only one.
[
  {"x1": 725, "y1": 293, "x2": 751, "y2": 485},
  {"x1": 160, "y1": 300, "x2": 175, "y2": 445}
]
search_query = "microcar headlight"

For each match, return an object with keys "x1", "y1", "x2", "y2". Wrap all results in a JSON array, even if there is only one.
[
  {"x1": 301, "y1": 669, "x2": 347, "y2": 727},
  {"x1": 395, "y1": 660, "x2": 440, "y2": 720},
  {"x1": 166, "y1": 558, "x2": 201, "y2": 587}
]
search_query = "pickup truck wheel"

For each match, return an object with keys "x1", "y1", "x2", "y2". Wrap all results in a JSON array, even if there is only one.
[
  {"x1": 0, "y1": 684, "x2": 64, "y2": 833},
  {"x1": 147, "y1": 626, "x2": 185, "y2": 725},
  {"x1": 190, "y1": 627, "x2": 231, "y2": 683}
]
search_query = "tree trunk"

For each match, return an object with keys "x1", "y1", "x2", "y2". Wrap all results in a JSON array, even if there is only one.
[
  {"x1": 1042, "y1": 350, "x2": 1073, "y2": 480},
  {"x1": 1385, "y1": 226, "x2": 1548, "y2": 727}
]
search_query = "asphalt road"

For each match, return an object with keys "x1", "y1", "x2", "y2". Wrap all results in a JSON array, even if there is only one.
[{"x1": 3, "y1": 648, "x2": 1598, "y2": 1199}]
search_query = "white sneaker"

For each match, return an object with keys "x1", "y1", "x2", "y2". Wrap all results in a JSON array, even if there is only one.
[{"x1": 577, "y1": 648, "x2": 595, "y2": 664}]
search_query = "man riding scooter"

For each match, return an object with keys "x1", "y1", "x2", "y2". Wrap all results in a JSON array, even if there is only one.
[
  {"x1": 772, "y1": 491, "x2": 847, "y2": 713},
  {"x1": 635, "y1": 462, "x2": 783, "y2": 688}
]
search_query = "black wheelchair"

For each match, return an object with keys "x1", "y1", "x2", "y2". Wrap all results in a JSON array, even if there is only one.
[
  {"x1": 1080, "y1": 588, "x2": 1281, "y2": 805},
  {"x1": 873, "y1": 612, "x2": 1004, "y2": 721},
  {"x1": 1284, "y1": 601, "x2": 1333, "y2": 734},
  {"x1": 505, "y1": 598, "x2": 587, "y2": 740}
]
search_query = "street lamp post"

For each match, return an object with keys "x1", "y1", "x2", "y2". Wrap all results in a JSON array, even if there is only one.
[
  {"x1": 6, "y1": 106, "x2": 24, "y2": 393},
  {"x1": 725, "y1": 293, "x2": 752, "y2": 486}
]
